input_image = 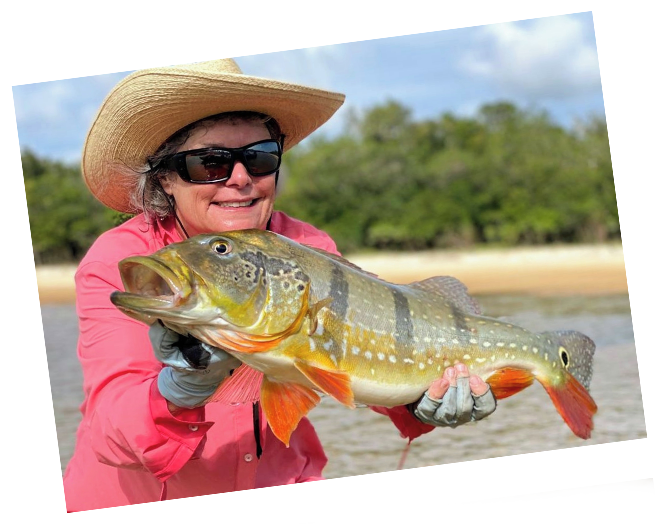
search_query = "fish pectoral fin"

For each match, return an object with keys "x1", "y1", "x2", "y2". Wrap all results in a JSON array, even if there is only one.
[
  {"x1": 260, "y1": 377, "x2": 321, "y2": 447},
  {"x1": 306, "y1": 297, "x2": 333, "y2": 335},
  {"x1": 207, "y1": 364, "x2": 263, "y2": 405},
  {"x1": 293, "y1": 359, "x2": 355, "y2": 408},
  {"x1": 537, "y1": 372, "x2": 598, "y2": 439},
  {"x1": 485, "y1": 367, "x2": 535, "y2": 399}
]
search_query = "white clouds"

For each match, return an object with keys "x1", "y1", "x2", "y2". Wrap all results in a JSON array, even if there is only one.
[
  {"x1": 237, "y1": 45, "x2": 348, "y2": 92},
  {"x1": 461, "y1": 15, "x2": 601, "y2": 99},
  {"x1": 12, "y1": 14, "x2": 605, "y2": 163},
  {"x1": 13, "y1": 71, "x2": 129, "y2": 161}
]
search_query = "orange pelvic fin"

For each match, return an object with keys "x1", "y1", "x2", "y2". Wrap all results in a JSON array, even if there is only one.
[
  {"x1": 486, "y1": 367, "x2": 535, "y2": 400},
  {"x1": 207, "y1": 364, "x2": 263, "y2": 405},
  {"x1": 293, "y1": 359, "x2": 355, "y2": 408},
  {"x1": 260, "y1": 376, "x2": 321, "y2": 447},
  {"x1": 537, "y1": 372, "x2": 598, "y2": 439}
]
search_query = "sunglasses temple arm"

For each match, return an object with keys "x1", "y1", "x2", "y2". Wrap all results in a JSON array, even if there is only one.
[{"x1": 274, "y1": 135, "x2": 285, "y2": 187}]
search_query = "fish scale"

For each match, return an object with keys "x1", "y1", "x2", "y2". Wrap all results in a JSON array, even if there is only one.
[{"x1": 110, "y1": 229, "x2": 598, "y2": 447}]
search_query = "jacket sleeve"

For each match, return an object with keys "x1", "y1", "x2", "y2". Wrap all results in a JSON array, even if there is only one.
[
  {"x1": 369, "y1": 405, "x2": 435, "y2": 441},
  {"x1": 75, "y1": 259, "x2": 213, "y2": 482}
]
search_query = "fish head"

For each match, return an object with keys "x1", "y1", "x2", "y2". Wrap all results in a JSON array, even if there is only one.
[{"x1": 110, "y1": 230, "x2": 313, "y2": 349}]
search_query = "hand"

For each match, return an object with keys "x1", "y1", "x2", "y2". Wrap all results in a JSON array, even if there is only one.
[
  {"x1": 411, "y1": 363, "x2": 496, "y2": 427},
  {"x1": 150, "y1": 322, "x2": 241, "y2": 409}
]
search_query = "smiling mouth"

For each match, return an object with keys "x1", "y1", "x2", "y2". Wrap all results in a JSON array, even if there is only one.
[{"x1": 215, "y1": 199, "x2": 258, "y2": 208}]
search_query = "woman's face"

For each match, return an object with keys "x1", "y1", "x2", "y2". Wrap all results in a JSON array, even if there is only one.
[{"x1": 161, "y1": 120, "x2": 277, "y2": 237}]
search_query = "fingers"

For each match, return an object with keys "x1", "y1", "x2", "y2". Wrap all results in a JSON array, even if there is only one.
[
  {"x1": 412, "y1": 363, "x2": 496, "y2": 427},
  {"x1": 427, "y1": 377, "x2": 450, "y2": 400},
  {"x1": 469, "y1": 375, "x2": 490, "y2": 396},
  {"x1": 472, "y1": 382, "x2": 497, "y2": 421},
  {"x1": 427, "y1": 362, "x2": 482, "y2": 400}
]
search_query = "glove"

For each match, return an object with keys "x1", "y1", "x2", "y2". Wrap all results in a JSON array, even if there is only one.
[
  {"x1": 412, "y1": 376, "x2": 497, "y2": 427},
  {"x1": 150, "y1": 322, "x2": 241, "y2": 409}
]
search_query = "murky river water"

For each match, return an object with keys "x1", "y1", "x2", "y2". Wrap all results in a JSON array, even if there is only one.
[{"x1": 42, "y1": 293, "x2": 646, "y2": 479}]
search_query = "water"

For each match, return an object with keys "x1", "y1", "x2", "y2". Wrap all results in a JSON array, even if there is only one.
[{"x1": 42, "y1": 293, "x2": 646, "y2": 478}]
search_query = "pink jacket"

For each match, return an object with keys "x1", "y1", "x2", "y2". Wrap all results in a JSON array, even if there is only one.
[{"x1": 63, "y1": 211, "x2": 433, "y2": 512}]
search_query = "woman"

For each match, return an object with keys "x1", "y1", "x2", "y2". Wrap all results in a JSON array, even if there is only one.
[{"x1": 64, "y1": 58, "x2": 496, "y2": 512}]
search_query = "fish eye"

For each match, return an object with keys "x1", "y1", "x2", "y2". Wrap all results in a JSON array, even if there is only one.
[
  {"x1": 211, "y1": 240, "x2": 232, "y2": 255},
  {"x1": 559, "y1": 347, "x2": 569, "y2": 368}
]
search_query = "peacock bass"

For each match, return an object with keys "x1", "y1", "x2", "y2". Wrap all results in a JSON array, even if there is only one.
[{"x1": 110, "y1": 229, "x2": 598, "y2": 446}]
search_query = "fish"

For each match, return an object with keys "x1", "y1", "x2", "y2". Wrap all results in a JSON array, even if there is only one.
[{"x1": 110, "y1": 229, "x2": 598, "y2": 446}]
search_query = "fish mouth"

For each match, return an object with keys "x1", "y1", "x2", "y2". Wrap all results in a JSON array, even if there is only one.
[{"x1": 110, "y1": 255, "x2": 193, "y2": 322}]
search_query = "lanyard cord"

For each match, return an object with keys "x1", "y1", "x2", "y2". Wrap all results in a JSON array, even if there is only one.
[
  {"x1": 253, "y1": 402, "x2": 263, "y2": 459},
  {"x1": 174, "y1": 211, "x2": 190, "y2": 239}
]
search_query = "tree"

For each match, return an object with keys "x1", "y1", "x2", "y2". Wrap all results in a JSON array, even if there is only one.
[{"x1": 22, "y1": 150, "x2": 117, "y2": 263}]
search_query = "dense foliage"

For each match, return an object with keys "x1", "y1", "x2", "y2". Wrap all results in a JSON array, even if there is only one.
[
  {"x1": 22, "y1": 101, "x2": 617, "y2": 263},
  {"x1": 22, "y1": 150, "x2": 122, "y2": 264}
]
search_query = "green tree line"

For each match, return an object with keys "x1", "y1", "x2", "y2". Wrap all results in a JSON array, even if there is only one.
[{"x1": 22, "y1": 101, "x2": 617, "y2": 264}]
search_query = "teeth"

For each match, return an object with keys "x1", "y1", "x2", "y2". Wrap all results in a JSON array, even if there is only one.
[{"x1": 218, "y1": 200, "x2": 253, "y2": 208}]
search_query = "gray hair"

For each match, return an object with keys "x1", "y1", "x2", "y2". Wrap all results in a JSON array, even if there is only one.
[{"x1": 130, "y1": 111, "x2": 282, "y2": 219}]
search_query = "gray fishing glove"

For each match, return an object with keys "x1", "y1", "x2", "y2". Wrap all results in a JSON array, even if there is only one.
[
  {"x1": 412, "y1": 377, "x2": 497, "y2": 427},
  {"x1": 150, "y1": 322, "x2": 241, "y2": 409}
]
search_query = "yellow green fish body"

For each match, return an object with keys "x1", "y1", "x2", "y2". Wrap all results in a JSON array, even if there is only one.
[{"x1": 111, "y1": 230, "x2": 597, "y2": 446}]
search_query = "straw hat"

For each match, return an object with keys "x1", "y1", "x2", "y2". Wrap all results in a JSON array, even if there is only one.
[{"x1": 82, "y1": 58, "x2": 346, "y2": 213}]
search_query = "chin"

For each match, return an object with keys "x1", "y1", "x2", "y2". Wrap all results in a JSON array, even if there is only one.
[
  {"x1": 210, "y1": 216, "x2": 266, "y2": 233},
  {"x1": 198, "y1": 199, "x2": 272, "y2": 233}
]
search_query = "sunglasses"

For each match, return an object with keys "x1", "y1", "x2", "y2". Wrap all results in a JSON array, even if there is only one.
[{"x1": 162, "y1": 138, "x2": 284, "y2": 184}]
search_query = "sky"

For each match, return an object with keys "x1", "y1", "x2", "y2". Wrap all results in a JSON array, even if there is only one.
[{"x1": 11, "y1": 12, "x2": 604, "y2": 164}]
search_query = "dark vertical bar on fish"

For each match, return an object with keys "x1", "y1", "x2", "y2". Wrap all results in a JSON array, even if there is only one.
[
  {"x1": 329, "y1": 265, "x2": 349, "y2": 321},
  {"x1": 391, "y1": 286, "x2": 414, "y2": 349}
]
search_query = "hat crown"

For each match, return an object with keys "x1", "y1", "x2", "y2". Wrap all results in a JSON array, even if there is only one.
[{"x1": 185, "y1": 58, "x2": 243, "y2": 75}]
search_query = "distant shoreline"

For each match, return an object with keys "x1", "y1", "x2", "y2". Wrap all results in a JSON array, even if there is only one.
[{"x1": 35, "y1": 242, "x2": 628, "y2": 305}]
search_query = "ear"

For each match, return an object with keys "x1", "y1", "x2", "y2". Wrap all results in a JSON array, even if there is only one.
[{"x1": 159, "y1": 174, "x2": 176, "y2": 196}]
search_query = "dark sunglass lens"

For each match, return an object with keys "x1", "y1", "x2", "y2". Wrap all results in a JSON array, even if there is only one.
[
  {"x1": 185, "y1": 151, "x2": 232, "y2": 181},
  {"x1": 244, "y1": 142, "x2": 281, "y2": 175}
]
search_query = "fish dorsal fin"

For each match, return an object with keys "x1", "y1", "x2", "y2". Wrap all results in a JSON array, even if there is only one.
[
  {"x1": 303, "y1": 245, "x2": 380, "y2": 279},
  {"x1": 408, "y1": 276, "x2": 481, "y2": 315}
]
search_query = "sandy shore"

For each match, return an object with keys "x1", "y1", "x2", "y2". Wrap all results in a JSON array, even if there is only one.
[{"x1": 35, "y1": 243, "x2": 628, "y2": 304}]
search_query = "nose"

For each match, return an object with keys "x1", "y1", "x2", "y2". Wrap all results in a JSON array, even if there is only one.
[{"x1": 225, "y1": 161, "x2": 252, "y2": 188}]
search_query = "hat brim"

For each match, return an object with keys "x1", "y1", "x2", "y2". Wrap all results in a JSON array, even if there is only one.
[{"x1": 82, "y1": 65, "x2": 345, "y2": 213}]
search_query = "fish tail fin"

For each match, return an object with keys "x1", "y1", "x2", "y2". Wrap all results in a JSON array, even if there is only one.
[{"x1": 536, "y1": 372, "x2": 598, "y2": 439}]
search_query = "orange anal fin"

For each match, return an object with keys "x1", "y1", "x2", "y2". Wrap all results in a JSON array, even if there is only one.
[
  {"x1": 485, "y1": 367, "x2": 535, "y2": 400},
  {"x1": 537, "y1": 373, "x2": 598, "y2": 439},
  {"x1": 261, "y1": 376, "x2": 321, "y2": 447},
  {"x1": 207, "y1": 364, "x2": 263, "y2": 405},
  {"x1": 293, "y1": 359, "x2": 355, "y2": 408}
]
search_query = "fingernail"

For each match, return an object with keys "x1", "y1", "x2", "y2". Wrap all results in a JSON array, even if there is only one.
[{"x1": 446, "y1": 368, "x2": 455, "y2": 378}]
